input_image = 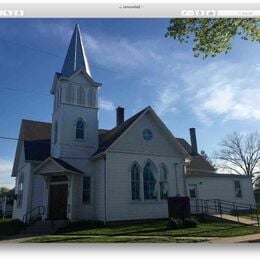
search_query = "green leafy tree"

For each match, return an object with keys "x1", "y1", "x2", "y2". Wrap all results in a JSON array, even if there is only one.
[
  {"x1": 165, "y1": 18, "x2": 260, "y2": 59},
  {"x1": 0, "y1": 187, "x2": 9, "y2": 195}
]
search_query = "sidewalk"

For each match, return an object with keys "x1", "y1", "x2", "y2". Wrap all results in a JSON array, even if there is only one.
[
  {"x1": 0, "y1": 234, "x2": 259, "y2": 243},
  {"x1": 210, "y1": 233, "x2": 260, "y2": 243}
]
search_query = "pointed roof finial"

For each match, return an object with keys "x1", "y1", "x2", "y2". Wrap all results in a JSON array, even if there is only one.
[{"x1": 61, "y1": 24, "x2": 91, "y2": 77}]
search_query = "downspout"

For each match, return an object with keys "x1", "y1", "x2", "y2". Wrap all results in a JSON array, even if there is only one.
[
  {"x1": 104, "y1": 155, "x2": 107, "y2": 225},
  {"x1": 182, "y1": 163, "x2": 188, "y2": 197},
  {"x1": 174, "y1": 163, "x2": 180, "y2": 196}
]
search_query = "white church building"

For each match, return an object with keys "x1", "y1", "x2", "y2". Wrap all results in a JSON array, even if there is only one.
[{"x1": 11, "y1": 24, "x2": 256, "y2": 223}]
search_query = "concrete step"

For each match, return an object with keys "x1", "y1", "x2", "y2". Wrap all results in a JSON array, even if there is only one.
[{"x1": 20, "y1": 220, "x2": 69, "y2": 235}]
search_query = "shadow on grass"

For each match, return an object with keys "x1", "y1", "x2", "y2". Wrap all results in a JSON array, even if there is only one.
[
  {"x1": 25, "y1": 235, "x2": 207, "y2": 243},
  {"x1": 57, "y1": 225, "x2": 259, "y2": 238}
]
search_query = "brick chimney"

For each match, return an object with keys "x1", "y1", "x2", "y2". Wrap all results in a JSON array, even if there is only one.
[
  {"x1": 189, "y1": 128, "x2": 198, "y2": 155},
  {"x1": 116, "y1": 107, "x2": 124, "y2": 126}
]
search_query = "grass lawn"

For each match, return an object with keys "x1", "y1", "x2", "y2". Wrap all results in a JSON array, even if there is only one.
[
  {"x1": 24, "y1": 217, "x2": 260, "y2": 243},
  {"x1": 0, "y1": 218, "x2": 25, "y2": 238}
]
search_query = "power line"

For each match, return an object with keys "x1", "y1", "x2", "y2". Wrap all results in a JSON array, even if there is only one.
[
  {"x1": 0, "y1": 136, "x2": 51, "y2": 144},
  {"x1": 0, "y1": 36, "x2": 118, "y2": 75},
  {"x1": 0, "y1": 87, "x2": 50, "y2": 97}
]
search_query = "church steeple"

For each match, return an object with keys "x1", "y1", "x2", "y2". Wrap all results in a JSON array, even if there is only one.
[
  {"x1": 61, "y1": 24, "x2": 91, "y2": 78},
  {"x1": 50, "y1": 24, "x2": 101, "y2": 161}
]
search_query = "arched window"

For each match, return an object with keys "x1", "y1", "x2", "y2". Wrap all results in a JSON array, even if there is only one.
[
  {"x1": 76, "y1": 120, "x2": 84, "y2": 139},
  {"x1": 143, "y1": 161, "x2": 157, "y2": 200},
  {"x1": 159, "y1": 164, "x2": 168, "y2": 200},
  {"x1": 131, "y1": 163, "x2": 140, "y2": 200},
  {"x1": 77, "y1": 86, "x2": 85, "y2": 105}
]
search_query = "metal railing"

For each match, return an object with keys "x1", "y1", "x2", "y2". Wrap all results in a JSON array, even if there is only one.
[
  {"x1": 190, "y1": 199, "x2": 260, "y2": 226},
  {"x1": 23, "y1": 206, "x2": 45, "y2": 224}
]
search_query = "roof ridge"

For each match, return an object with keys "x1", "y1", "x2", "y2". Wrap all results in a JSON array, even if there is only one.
[
  {"x1": 104, "y1": 106, "x2": 149, "y2": 134},
  {"x1": 22, "y1": 119, "x2": 51, "y2": 125}
]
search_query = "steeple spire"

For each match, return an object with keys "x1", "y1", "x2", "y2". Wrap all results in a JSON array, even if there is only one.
[{"x1": 61, "y1": 24, "x2": 91, "y2": 78}]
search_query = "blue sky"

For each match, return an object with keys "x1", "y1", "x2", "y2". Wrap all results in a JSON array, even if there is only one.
[{"x1": 0, "y1": 18, "x2": 260, "y2": 188}]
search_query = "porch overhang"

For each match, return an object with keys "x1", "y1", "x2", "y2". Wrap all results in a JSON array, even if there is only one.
[{"x1": 33, "y1": 157, "x2": 83, "y2": 176}]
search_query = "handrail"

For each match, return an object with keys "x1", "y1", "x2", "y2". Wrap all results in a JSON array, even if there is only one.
[
  {"x1": 23, "y1": 206, "x2": 45, "y2": 224},
  {"x1": 190, "y1": 198, "x2": 260, "y2": 226},
  {"x1": 206, "y1": 198, "x2": 256, "y2": 208}
]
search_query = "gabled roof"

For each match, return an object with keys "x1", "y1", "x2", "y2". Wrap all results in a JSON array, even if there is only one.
[
  {"x1": 21, "y1": 119, "x2": 51, "y2": 161},
  {"x1": 61, "y1": 24, "x2": 91, "y2": 78},
  {"x1": 92, "y1": 107, "x2": 149, "y2": 156},
  {"x1": 51, "y1": 157, "x2": 83, "y2": 174},
  {"x1": 33, "y1": 157, "x2": 83, "y2": 175},
  {"x1": 21, "y1": 119, "x2": 51, "y2": 141},
  {"x1": 176, "y1": 138, "x2": 216, "y2": 173}
]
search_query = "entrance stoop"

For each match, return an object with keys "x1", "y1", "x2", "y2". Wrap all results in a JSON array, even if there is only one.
[{"x1": 20, "y1": 220, "x2": 69, "y2": 235}]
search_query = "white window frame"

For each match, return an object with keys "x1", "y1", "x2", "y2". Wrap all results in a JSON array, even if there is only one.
[
  {"x1": 234, "y1": 180, "x2": 242, "y2": 198},
  {"x1": 189, "y1": 184, "x2": 198, "y2": 199}
]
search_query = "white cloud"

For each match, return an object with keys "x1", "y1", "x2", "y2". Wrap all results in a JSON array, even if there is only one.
[
  {"x1": 153, "y1": 86, "x2": 179, "y2": 117},
  {"x1": 0, "y1": 159, "x2": 14, "y2": 188},
  {"x1": 255, "y1": 63, "x2": 260, "y2": 71},
  {"x1": 99, "y1": 97, "x2": 116, "y2": 111},
  {"x1": 182, "y1": 61, "x2": 260, "y2": 124},
  {"x1": 83, "y1": 33, "x2": 161, "y2": 72}
]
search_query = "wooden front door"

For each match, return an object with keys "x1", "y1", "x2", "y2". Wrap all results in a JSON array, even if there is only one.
[{"x1": 48, "y1": 184, "x2": 68, "y2": 220}]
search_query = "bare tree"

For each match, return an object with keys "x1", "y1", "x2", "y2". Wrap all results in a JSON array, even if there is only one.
[{"x1": 215, "y1": 132, "x2": 260, "y2": 184}]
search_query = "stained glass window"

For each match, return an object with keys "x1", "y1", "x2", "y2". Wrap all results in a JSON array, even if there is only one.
[
  {"x1": 143, "y1": 162, "x2": 157, "y2": 200},
  {"x1": 159, "y1": 165, "x2": 168, "y2": 200},
  {"x1": 131, "y1": 164, "x2": 140, "y2": 200}
]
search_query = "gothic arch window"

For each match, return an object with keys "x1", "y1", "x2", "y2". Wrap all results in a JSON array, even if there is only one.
[
  {"x1": 76, "y1": 119, "x2": 84, "y2": 139},
  {"x1": 159, "y1": 164, "x2": 168, "y2": 200},
  {"x1": 143, "y1": 161, "x2": 157, "y2": 200},
  {"x1": 77, "y1": 86, "x2": 85, "y2": 105},
  {"x1": 131, "y1": 163, "x2": 140, "y2": 201}
]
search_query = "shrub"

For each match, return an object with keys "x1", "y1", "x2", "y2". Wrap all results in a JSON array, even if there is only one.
[
  {"x1": 182, "y1": 217, "x2": 198, "y2": 228},
  {"x1": 0, "y1": 219, "x2": 25, "y2": 236},
  {"x1": 167, "y1": 217, "x2": 198, "y2": 230}
]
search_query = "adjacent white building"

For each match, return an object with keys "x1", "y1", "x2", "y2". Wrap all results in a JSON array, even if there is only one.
[{"x1": 11, "y1": 24, "x2": 256, "y2": 223}]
